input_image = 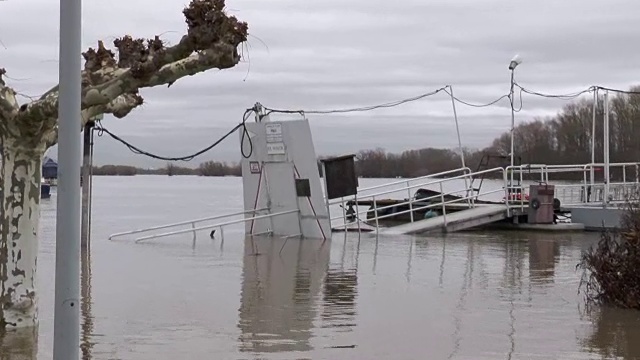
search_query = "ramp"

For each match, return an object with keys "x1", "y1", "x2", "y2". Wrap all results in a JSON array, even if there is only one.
[{"x1": 378, "y1": 204, "x2": 507, "y2": 235}]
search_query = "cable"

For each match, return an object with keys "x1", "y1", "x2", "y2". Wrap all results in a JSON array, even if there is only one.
[
  {"x1": 94, "y1": 108, "x2": 255, "y2": 162},
  {"x1": 510, "y1": 86, "x2": 524, "y2": 113},
  {"x1": 516, "y1": 83, "x2": 640, "y2": 99},
  {"x1": 443, "y1": 88, "x2": 510, "y2": 108},
  {"x1": 595, "y1": 86, "x2": 640, "y2": 95},
  {"x1": 239, "y1": 109, "x2": 254, "y2": 158},
  {"x1": 91, "y1": 81, "x2": 640, "y2": 163},
  {"x1": 515, "y1": 83, "x2": 595, "y2": 100},
  {"x1": 263, "y1": 87, "x2": 447, "y2": 115}
]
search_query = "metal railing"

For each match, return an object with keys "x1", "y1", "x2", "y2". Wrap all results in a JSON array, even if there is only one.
[
  {"x1": 330, "y1": 167, "x2": 508, "y2": 231},
  {"x1": 108, "y1": 207, "x2": 299, "y2": 243},
  {"x1": 106, "y1": 161, "x2": 640, "y2": 242},
  {"x1": 505, "y1": 162, "x2": 640, "y2": 207}
]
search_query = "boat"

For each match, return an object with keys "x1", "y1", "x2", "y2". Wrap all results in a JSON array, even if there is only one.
[{"x1": 41, "y1": 177, "x2": 51, "y2": 199}]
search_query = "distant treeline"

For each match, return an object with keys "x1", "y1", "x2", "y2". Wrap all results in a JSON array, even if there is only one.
[
  {"x1": 93, "y1": 87, "x2": 640, "y2": 180},
  {"x1": 92, "y1": 161, "x2": 241, "y2": 177}
]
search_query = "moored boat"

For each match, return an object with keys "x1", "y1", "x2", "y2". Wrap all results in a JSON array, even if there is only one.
[{"x1": 41, "y1": 177, "x2": 51, "y2": 199}]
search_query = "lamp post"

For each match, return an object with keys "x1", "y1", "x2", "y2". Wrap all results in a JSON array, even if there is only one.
[
  {"x1": 603, "y1": 90, "x2": 610, "y2": 207},
  {"x1": 53, "y1": 0, "x2": 82, "y2": 358},
  {"x1": 508, "y1": 54, "x2": 522, "y2": 192},
  {"x1": 590, "y1": 88, "x2": 598, "y2": 196}
]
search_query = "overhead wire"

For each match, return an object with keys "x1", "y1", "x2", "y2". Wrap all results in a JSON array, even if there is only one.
[
  {"x1": 263, "y1": 87, "x2": 448, "y2": 115},
  {"x1": 515, "y1": 82, "x2": 596, "y2": 100},
  {"x1": 509, "y1": 86, "x2": 525, "y2": 113},
  {"x1": 91, "y1": 80, "x2": 640, "y2": 162},
  {"x1": 514, "y1": 83, "x2": 640, "y2": 99},
  {"x1": 595, "y1": 86, "x2": 640, "y2": 95},
  {"x1": 442, "y1": 87, "x2": 510, "y2": 108},
  {"x1": 94, "y1": 108, "x2": 255, "y2": 162}
]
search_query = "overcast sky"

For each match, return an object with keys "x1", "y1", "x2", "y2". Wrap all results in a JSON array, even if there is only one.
[{"x1": 1, "y1": 0, "x2": 639, "y2": 167}]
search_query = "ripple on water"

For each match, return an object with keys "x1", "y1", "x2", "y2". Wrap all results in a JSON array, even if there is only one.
[{"x1": 22, "y1": 177, "x2": 640, "y2": 359}]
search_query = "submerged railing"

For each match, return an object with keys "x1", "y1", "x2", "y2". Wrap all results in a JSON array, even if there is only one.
[
  {"x1": 108, "y1": 208, "x2": 299, "y2": 243},
  {"x1": 108, "y1": 162, "x2": 640, "y2": 242}
]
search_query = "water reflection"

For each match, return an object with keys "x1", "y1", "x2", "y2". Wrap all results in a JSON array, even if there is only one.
[
  {"x1": 0, "y1": 328, "x2": 37, "y2": 360},
  {"x1": 502, "y1": 238, "x2": 526, "y2": 290},
  {"x1": 447, "y1": 242, "x2": 474, "y2": 360},
  {"x1": 80, "y1": 247, "x2": 94, "y2": 360},
  {"x1": 583, "y1": 306, "x2": 640, "y2": 359},
  {"x1": 17, "y1": 176, "x2": 640, "y2": 359},
  {"x1": 237, "y1": 236, "x2": 331, "y2": 354},
  {"x1": 320, "y1": 268, "x2": 358, "y2": 331},
  {"x1": 528, "y1": 237, "x2": 560, "y2": 284},
  {"x1": 500, "y1": 239, "x2": 526, "y2": 360}
]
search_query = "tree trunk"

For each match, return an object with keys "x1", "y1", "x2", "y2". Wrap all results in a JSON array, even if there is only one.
[{"x1": 0, "y1": 142, "x2": 44, "y2": 331}]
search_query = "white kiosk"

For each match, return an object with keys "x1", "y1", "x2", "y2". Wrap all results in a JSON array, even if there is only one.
[{"x1": 240, "y1": 113, "x2": 331, "y2": 240}]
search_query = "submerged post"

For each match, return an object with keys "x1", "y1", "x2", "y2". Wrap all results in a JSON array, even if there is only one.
[
  {"x1": 54, "y1": 0, "x2": 82, "y2": 358},
  {"x1": 81, "y1": 119, "x2": 97, "y2": 249}
]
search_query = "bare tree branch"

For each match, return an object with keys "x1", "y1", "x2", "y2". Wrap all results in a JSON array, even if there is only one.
[
  {"x1": 43, "y1": 93, "x2": 145, "y2": 148},
  {"x1": 0, "y1": 68, "x2": 19, "y2": 122},
  {"x1": 14, "y1": 0, "x2": 247, "y2": 142}
]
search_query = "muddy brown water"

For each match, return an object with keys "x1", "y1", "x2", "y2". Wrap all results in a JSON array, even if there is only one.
[{"x1": 1, "y1": 176, "x2": 639, "y2": 359}]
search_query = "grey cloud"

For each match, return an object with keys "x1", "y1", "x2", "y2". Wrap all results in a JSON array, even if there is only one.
[
  {"x1": 3, "y1": 0, "x2": 640, "y2": 168},
  {"x1": 61, "y1": 112, "x2": 507, "y2": 169}
]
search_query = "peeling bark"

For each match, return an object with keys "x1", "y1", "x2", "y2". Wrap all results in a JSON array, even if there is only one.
[{"x1": 0, "y1": 141, "x2": 44, "y2": 331}]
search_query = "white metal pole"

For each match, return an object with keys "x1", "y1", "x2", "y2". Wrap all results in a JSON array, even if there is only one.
[
  {"x1": 448, "y1": 85, "x2": 470, "y2": 201},
  {"x1": 509, "y1": 69, "x2": 516, "y2": 193},
  {"x1": 603, "y1": 90, "x2": 610, "y2": 207},
  {"x1": 448, "y1": 86, "x2": 466, "y2": 169},
  {"x1": 54, "y1": 0, "x2": 82, "y2": 358},
  {"x1": 590, "y1": 88, "x2": 598, "y2": 189}
]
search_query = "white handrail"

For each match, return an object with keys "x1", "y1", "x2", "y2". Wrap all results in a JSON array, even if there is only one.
[
  {"x1": 108, "y1": 207, "x2": 269, "y2": 240},
  {"x1": 332, "y1": 161, "x2": 640, "y2": 231},
  {"x1": 355, "y1": 167, "x2": 472, "y2": 194},
  {"x1": 329, "y1": 167, "x2": 501, "y2": 206},
  {"x1": 134, "y1": 209, "x2": 299, "y2": 242},
  {"x1": 333, "y1": 185, "x2": 508, "y2": 230},
  {"x1": 331, "y1": 167, "x2": 508, "y2": 230}
]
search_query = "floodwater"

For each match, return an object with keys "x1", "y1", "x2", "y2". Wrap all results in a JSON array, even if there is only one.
[{"x1": 2, "y1": 176, "x2": 640, "y2": 359}]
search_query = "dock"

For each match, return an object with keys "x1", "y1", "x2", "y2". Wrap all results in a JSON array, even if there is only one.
[
  {"x1": 378, "y1": 204, "x2": 508, "y2": 235},
  {"x1": 327, "y1": 163, "x2": 636, "y2": 235}
]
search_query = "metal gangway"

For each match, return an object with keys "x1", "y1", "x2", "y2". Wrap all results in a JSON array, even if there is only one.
[
  {"x1": 327, "y1": 161, "x2": 640, "y2": 235},
  {"x1": 328, "y1": 167, "x2": 514, "y2": 235}
]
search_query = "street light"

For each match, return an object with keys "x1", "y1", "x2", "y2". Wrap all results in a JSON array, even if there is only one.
[
  {"x1": 509, "y1": 54, "x2": 522, "y2": 71},
  {"x1": 508, "y1": 54, "x2": 522, "y2": 193}
]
